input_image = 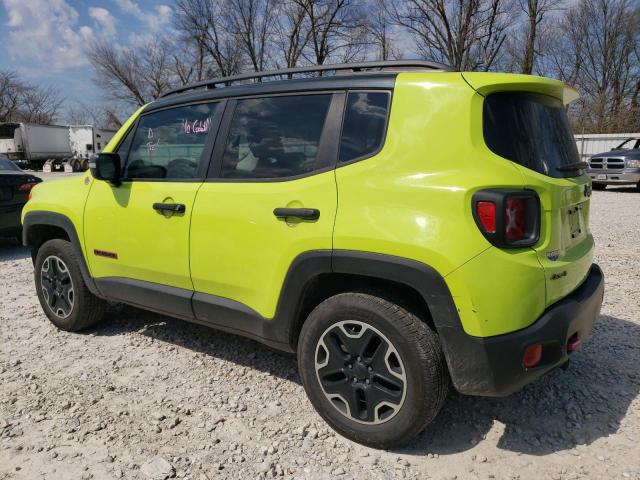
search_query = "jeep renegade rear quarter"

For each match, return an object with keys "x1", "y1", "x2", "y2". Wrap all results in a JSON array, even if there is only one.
[{"x1": 21, "y1": 62, "x2": 603, "y2": 449}]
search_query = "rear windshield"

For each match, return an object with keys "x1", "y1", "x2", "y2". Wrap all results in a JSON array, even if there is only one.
[
  {"x1": 483, "y1": 92, "x2": 581, "y2": 178},
  {"x1": 0, "y1": 156, "x2": 20, "y2": 171}
]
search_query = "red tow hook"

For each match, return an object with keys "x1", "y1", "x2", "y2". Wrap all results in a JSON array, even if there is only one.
[{"x1": 567, "y1": 334, "x2": 582, "y2": 354}]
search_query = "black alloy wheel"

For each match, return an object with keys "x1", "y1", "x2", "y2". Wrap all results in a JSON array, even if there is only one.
[
  {"x1": 315, "y1": 320, "x2": 407, "y2": 424},
  {"x1": 40, "y1": 255, "x2": 75, "y2": 318}
]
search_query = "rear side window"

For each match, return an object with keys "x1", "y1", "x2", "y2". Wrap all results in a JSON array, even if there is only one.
[
  {"x1": 483, "y1": 92, "x2": 581, "y2": 178},
  {"x1": 124, "y1": 102, "x2": 219, "y2": 180},
  {"x1": 221, "y1": 94, "x2": 331, "y2": 179},
  {"x1": 339, "y1": 92, "x2": 390, "y2": 163}
]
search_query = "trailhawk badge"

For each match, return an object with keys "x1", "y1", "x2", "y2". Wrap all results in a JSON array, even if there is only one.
[{"x1": 546, "y1": 250, "x2": 561, "y2": 261}]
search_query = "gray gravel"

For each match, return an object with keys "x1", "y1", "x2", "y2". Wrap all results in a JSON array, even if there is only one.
[{"x1": 1, "y1": 187, "x2": 639, "y2": 480}]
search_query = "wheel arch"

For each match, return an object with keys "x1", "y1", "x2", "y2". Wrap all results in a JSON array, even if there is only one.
[
  {"x1": 22, "y1": 211, "x2": 102, "y2": 298},
  {"x1": 282, "y1": 251, "x2": 462, "y2": 354}
]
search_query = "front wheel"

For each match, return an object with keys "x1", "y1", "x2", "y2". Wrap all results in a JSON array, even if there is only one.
[
  {"x1": 298, "y1": 293, "x2": 449, "y2": 449},
  {"x1": 34, "y1": 239, "x2": 106, "y2": 331}
]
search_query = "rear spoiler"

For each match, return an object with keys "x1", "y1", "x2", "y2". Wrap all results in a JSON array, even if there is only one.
[
  {"x1": 563, "y1": 86, "x2": 580, "y2": 105},
  {"x1": 462, "y1": 72, "x2": 580, "y2": 105}
]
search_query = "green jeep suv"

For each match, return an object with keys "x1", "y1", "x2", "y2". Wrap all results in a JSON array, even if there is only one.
[{"x1": 22, "y1": 61, "x2": 604, "y2": 448}]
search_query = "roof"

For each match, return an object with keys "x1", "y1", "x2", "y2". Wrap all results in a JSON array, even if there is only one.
[{"x1": 147, "y1": 60, "x2": 451, "y2": 112}]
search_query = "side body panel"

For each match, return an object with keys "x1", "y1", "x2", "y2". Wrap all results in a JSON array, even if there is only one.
[
  {"x1": 83, "y1": 180, "x2": 200, "y2": 290},
  {"x1": 22, "y1": 107, "x2": 145, "y2": 272},
  {"x1": 333, "y1": 72, "x2": 549, "y2": 337},
  {"x1": 21, "y1": 173, "x2": 94, "y2": 254},
  {"x1": 463, "y1": 72, "x2": 595, "y2": 310},
  {"x1": 190, "y1": 171, "x2": 338, "y2": 319}
]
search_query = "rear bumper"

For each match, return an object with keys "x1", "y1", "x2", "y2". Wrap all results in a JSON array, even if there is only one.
[
  {"x1": 589, "y1": 168, "x2": 640, "y2": 185},
  {"x1": 446, "y1": 264, "x2": 604, "y2": 396}
]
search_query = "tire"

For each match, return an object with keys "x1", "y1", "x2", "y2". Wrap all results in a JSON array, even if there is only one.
[
  {"x1": 592, "y1": 183, "x2": 606, "y2": 190},
  {"x1": 34, "y1": 239, "x2": 106, "y2": 331},
  {"x1": 298, "y1": 293, "x2": 449, "y2": 449}
]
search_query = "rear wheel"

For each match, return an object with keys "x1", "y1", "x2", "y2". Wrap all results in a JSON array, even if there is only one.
[
  {"x1": 35, "y1": 239, "x2": 106, "y2": 331},
  {"x1": 298, "y1": 293, "x2": 449, "y2": 449},
  {"x1": 592, "y1": 183, "x2": 606, "y2": 190}
]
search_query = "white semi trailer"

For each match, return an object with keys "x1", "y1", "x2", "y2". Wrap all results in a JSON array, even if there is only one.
[
  {"x1": 0, "y1": 123, "x2": 116, "y2": 171},
  {"x1": 68, "y1": 126, "x2": 116, "y2": 171},
  {"x1": 0, "y1": 123, "x2": 72, "y2": 170}
]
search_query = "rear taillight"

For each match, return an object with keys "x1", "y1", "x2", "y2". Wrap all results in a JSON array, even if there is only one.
[
  {"x1": 476, "y1": 201, "x2": 496, "y2": 233},
  {"x1": 473, "y1": 190, "x2": 540, "y2": 248},
  {"x1": 18, "y1": 182, "x2": 36, "y2": 192},
  {"x1": 505, "y1": 197, "x2": 527, "y2": 242}
]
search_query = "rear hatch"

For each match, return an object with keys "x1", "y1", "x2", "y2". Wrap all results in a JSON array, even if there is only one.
[{"x1": 465, "y1": 73, "x2": 594, "y2": 307}]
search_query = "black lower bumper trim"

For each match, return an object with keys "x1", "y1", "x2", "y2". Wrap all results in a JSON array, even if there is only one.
[{"x1": 446, "y1": 264, "x2": 604, "y2": 396}]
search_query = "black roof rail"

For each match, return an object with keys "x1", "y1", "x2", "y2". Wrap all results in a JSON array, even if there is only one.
[{"x1": 161, "y1": 60, "x2": 452, "y2": 98}]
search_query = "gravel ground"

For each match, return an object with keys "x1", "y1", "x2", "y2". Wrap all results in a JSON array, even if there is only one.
[{"x1": 1, "y1": 187, "x2": 639, "y2": 480}]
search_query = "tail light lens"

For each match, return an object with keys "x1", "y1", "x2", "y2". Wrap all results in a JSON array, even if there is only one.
[
  {"x1": 473, "y1": 190, "x2": 540, "y2": 248},
  {"x1": 476, "y1": 201, "x2": 496, "y2": 233},
  {"x1": 18, "y1": 182, "x2": 36, "y2": 192}
]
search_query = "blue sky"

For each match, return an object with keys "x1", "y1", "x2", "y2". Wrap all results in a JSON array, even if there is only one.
[{"x1": 0, "y1": 0, "x2": 174, "y2": 117}]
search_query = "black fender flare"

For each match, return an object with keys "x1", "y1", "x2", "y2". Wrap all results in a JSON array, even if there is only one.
[
  {"x1": 273, "y1": 250, "x2": 466, "y2": 371},
  {"x1": 329, "y1": 250, "x2": 465, "y2": 378},
  {"x1": 22, "y1": 211, "x2": 102, "y2": 298}
]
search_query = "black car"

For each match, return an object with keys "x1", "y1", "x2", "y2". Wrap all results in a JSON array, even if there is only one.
[
  {"x1": 0, "y1": 155, "x2": 42, "y2": 240},
  {"x1": 588, "y1": 137, "x2": 640, "y2": 191}
]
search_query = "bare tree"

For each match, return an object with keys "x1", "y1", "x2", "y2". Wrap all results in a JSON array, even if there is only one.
[
  {"x1": 174, "y1": 0, "x2": 243, "y2": 77},
  {"x1": 225, "y1": 0, "x2": 276, "y2": 72},
  {"x1": 387, "y1": 0, "x2": 511, "y2": 71},
  {"x1": 274, "y1": 0, "x2": 312, "y2": 69},
  {"x1": 294, "y1": 0, "x2": 369, "y2": 65},
  {"x1": 547, "y1": 0, "x2": 639, "y2": 132},
  {"x1": 87, "y1": 41, "x2": 149, "y2": 106},
  {"x1": 514, "y1": 0, "x2": 562, "y2": 74},
  {"x1": 20, "y1": 86, "x2": 64, "y2": 124},
  {"x1": 0, "y1": 71, "x2": 25, "y2": 122},
  {"x1": 64, "y1": 100, "x2": 126, "y2": 130},
  {"x1": 367, "y1": 0, "x2": 398, "y2": 60},
  {"x1": 0, "y1": 70, "x2": 62, "y2": 124},
  {"x1": 87, "y1": 37, "x2": 181, "y2": 107}
]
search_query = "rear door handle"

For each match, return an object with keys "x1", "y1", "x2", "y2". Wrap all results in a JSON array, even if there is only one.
[
  {"x1": 273, "y1": 208, "x2": 320, "y2": 220},
  {"x1": 153, "y1": 202, "x2": 186, "y2": 214}
]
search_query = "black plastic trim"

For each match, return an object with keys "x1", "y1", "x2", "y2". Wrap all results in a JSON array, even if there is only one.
[
  {"x1": 95, "y1": 277, "x2": 194, "y2": 321},
  {"x1": 22, "y1": 211, "x2": 102, "y2": 298},
  {"x1": 150, "y1": 75, "x2": 397, "y2": 114},
  {"x1": 446, "y1": 264, "x2": 604, "y2": 396},
  {"x1": 471, "y1": 189, "x2": 540, "y2": 248},
  {"x1": 273, "y1": 208, "x2": 320, "y2": 220},
  {"x1": 160, "y1": 60, "x2": 449, "y2": 98}
]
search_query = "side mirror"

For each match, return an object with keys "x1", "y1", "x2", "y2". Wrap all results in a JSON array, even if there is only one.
[{"x1": 90, "y1": 153, "x2": 121, "y2": 186}]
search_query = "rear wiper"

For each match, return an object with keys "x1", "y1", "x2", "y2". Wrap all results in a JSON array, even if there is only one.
[{"x1": 556, "y1": 162, "x2": 589, "y2": 171}]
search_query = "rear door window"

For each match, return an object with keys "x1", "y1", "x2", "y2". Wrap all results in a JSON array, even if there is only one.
[
  {"x1": 220, "y1": 94, "x2": 332, "y2": 179},
  {"x1": 483, "y1": 92, "x2": 581, "y2": 178},
  {"x1": 339, "y1": 91, "x2": 390, "y2": 163},
  {"x1": 124, "y1": 103, "x2": 219, "y2": 180}
]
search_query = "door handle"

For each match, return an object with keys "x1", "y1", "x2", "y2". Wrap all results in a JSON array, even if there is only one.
[
  {"x1": 273, "y1": 208, "x2": 320, "y2": 220},
  {"x1": 153, "y1": 202, "x2": 186, "y2": 214}
]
